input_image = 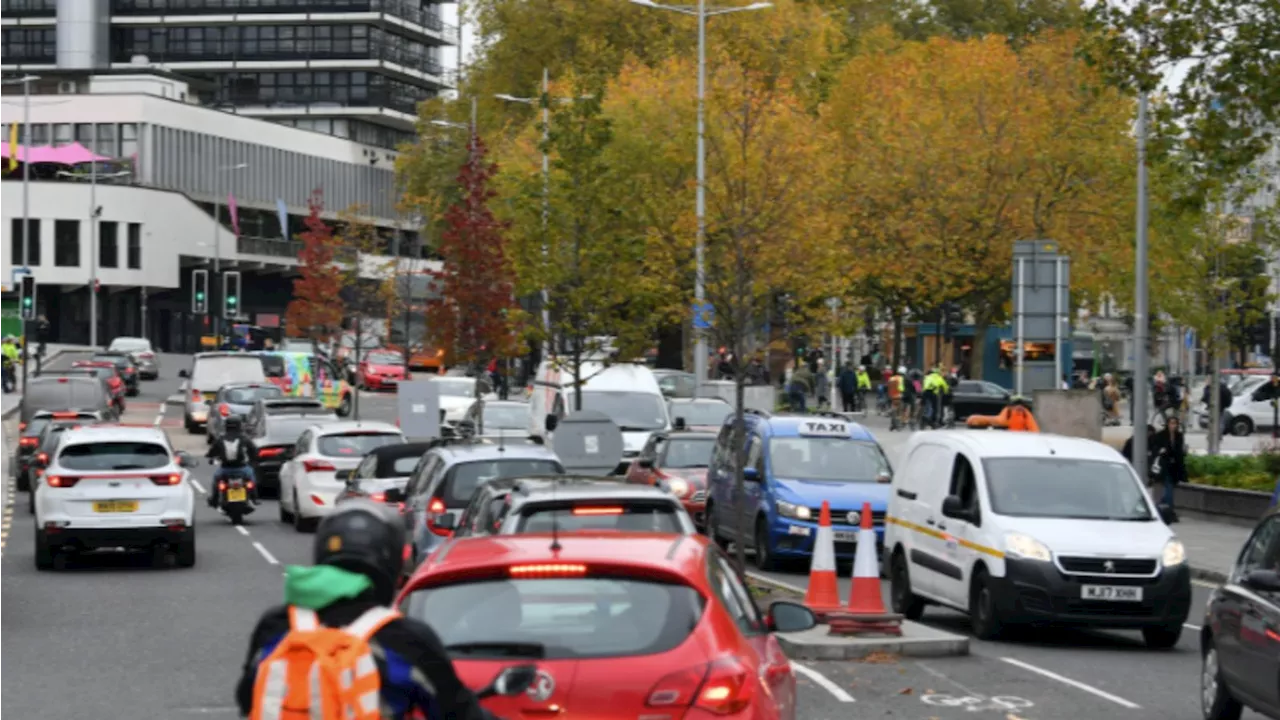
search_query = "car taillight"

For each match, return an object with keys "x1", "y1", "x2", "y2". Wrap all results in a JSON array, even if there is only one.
[
  {"x1": 19, "y1": 437, "x2": 38, "y2": 448},
  {"x1": 259, "y1": 447, "x2": 285, "y2": 457},
  {"x1": 371, "y1": 492, "x2": 386, "y2": 502},
  {"x1": 509, "y1": 563, "x2": 588, "y2": 578},
  {"x1": 139, "y1": 352, "x2": 154, "y2": 359},
  {"x1": 572, "y1": 506, "x2": 624, "y2": 516},
  {"x1": 18, "y1": 422, "x2": 26, "y2": 431},
  {"x1": 191, "y1": 389, "x2": 202, "y2": 400},
  {"x1": 303, "y1": 459, "x2": 335, "y2": 472},
  {"x1": 36, "y1": 452, "x2": 49, "y2": 465},
  {"x1": 219, "y1": 403, "x2": 230, "y2": 417},
  {"x1": 647, "y1": 657, "x2": 753, "y2": 715},
  {"x1": 218, "y1": 481, "x2": 227, "y2": 491},
  {"x1": 46, "y1": 475, "x2": 79, "y2": 488},
  {"x1": 51, "y1": 412, "x2": 79, "y2": 419},
  {"x1": 426, "y1": 497, "x2": 451, "y2": 537},
  {"x1": 151, "y1": 473, "x2": 182, "y2": 486}
]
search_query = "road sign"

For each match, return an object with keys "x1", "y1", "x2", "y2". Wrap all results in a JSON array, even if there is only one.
[
  {"x1": 551, "y1": 410, "x2": 623, "y2": 476},
  {"x1": 693, "y1": 302, "x2": 715, "y2": 330},
  {"x1": 397, "y1": 381, "x2": 442, "y2": 440}
]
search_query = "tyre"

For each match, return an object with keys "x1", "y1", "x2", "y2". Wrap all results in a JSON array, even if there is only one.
[
  {"x1": 34, "y1": 527, "x2": 54, "y2": 570},
  {"x1": 968, "y1": 568, "x2": 1004, "y2": 640},
  {"x1": 293, "y1": 492, "x2": 316, "y2": 532},
  {"x1": 1201, "y1": 638, "x2": 1244, "y2": 720},
  {"x1": 890, "y1": 550, "x2": 926, "y2": 620},
  {"x1": 228, "y1": 506, "x2": 245, "y2": 525},
  {"x1": 1143, "y1": 623, "x2": 1183, "y2": 649},
  {"x1": 27, "y1": 488, "x2": 35, "y2": 514},
  {"x1": 16, "y1": 471, "x2": 29, "y2": 492},
  {"x1": 1230, "y1": 416, "x2": 1253, "y2": 437},
  {"x1": 279, "y1": 497, "x2": 292, "y2": 523},
  {"x1": 175, "y1": 530, "x2": 196, "y2": 568},
  {"x1": 185, "y1": 417, "x2": 198, "y2": 434},
  {"x1": 337, "y1": 393, "x2": 352, "y2": 417},
  {"x1": 127, "y1": 387, "x2": 139, "y2": 397},
  {"x1": 705, "y1": 502, "x2": 729, "y2": 549},
  {"x1": 753, "y1": 517, "x2": 777, "y2": 571}
]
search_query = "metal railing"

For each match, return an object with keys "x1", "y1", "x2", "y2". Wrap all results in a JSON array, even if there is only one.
[{"x1": 108, "y1": 0, "x2": 459, "y2": 43}]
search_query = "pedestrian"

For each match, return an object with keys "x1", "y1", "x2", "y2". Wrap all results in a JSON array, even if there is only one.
[
  {"x1": 1121, "y1": 424, "x2": 1157, "y2": 467},
  {"x1": 1150, "y1": 417, "x2": 1187, "y2": 511},
  {"x1": 887, "y1": 366, "x2": 906, "y2": 430},
  {"x1": 838, "y1": 364, "x2": 857, "y2": 412},
  {"x1": 1, "y1": 335, "x2": 18, "y2": 393},
  {"x1": 1102, "y1": 374, "x2": 1121, "y2": 425},
  {"x1": 814, "y1": 358, "x2": 830, "y2": 408},
  {"x1": 787, "y1": 361, "x2": 812, "y2": 412}
]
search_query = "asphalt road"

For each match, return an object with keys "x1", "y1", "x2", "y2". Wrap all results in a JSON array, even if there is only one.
[{"x1": 0, "y1": 363, "x2": 1251, "y2": 719}]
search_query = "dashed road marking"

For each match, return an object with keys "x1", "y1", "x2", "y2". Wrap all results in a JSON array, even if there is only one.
[
  {"x1": 791, "y1": 662, "x2": 855, "y2": 702},
  {"x1": 251, "y1": 541, "x2": 279, "y2": 565},
  {"x1": 1000, "y1": 657, "x2": 1140, "y2": 709},
  {"x1": 234, "y1": 525, "x2": 249, "y2": 536},
  {"x1": 1185, "y1": 622, "x2": 1202, "y2": 631},
  {"x1": 190, "y1": 479, "x2": 206, "y2": 495}
]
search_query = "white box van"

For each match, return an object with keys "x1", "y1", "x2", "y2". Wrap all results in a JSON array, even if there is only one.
[
  {"x1": 884, "y1": 430, "x2": 1191, "y2": 648},
  {"x1": 529, "y1": 360, "x2": 671, "y2": 471}
]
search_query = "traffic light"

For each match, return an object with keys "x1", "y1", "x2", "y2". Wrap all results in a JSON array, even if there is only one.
[
  {"x1": 942, "y1": 302, "x2": 964, "y2": 340},
  {"x1": 18, "y1": 275, "x2": 36, "y2": 320},
  {"x1": 192, "y1": 269, "x2": 208, "y2": 314},
  {"x1": 223, "y1": 271, "x2": 241, "y2": 319}
]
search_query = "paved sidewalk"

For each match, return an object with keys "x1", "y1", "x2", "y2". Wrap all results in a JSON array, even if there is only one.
[{"x1": 1175, "y1": 515, "x2": 1252, "y2": 583}]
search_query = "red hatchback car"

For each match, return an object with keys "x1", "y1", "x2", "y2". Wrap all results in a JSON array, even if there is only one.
[
  {"x1": 396, "y1": 533, "x2": 818, "y2": 719},
  {"x1": 358, "y1": 349, "x2": 408, "y2": 391}
]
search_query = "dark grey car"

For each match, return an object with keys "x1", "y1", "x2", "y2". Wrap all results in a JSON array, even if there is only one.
[
  {"x1": 20, "y1": 377, "x2": 115, "y2": 427},
  {"x1": 243, "y1": 403, "x2": 339, "y2": 493},
  {"x1": 207, "y1": 382, "x2": 285, "y2": 445}
]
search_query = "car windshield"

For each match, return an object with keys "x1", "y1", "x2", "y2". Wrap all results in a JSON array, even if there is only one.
[
  {"x1": 225, "y1": 386, "x2": 283, "y2": 405},
  {"x1": 404, "y1": 577, "x2": 703, "y2": 660},
  {"x1": 768, "y1": 438, "x2": 891, "y2": 482},
  {"x1": 662, "y1": 437, "x2": 715, "y2": 468},
  {"x1": 267, "y1": 416, "x2": 336, "y2": 439},
  {"x1": 445, "y1": 459, "x2": 563, "y2": 505},
  {"x1": 318, "y1": 432, "x2": 403, "y2": 457},
  {"x1": 109, "y1": 338, "x2": 150, "y2": 352},
  {"x1": 280, "y1": 340, "x2": 313, "y2": 353},
  {"x1": 192, "y1": 356, "x2": 267, "y2": 391},
  {"x1": 365, "y1": 351, "x2": 403, "y2": 365},
  {"x1": 982, "y1": 458, "x2": 1153, "y2": 520},
  {"x1": 670, "y1": 401, "x2": 731, "y2": 427},
  {"x1": 58, "y1": 441, "x2": 171, "y2": 471},
  {"x1": 517, "y1": 505, "x2": 683, "y2": 533},
  {"x1": 483, "y1": 404, "x2": 528, "y2": 430},
  {"x1": 579, "y1": 391, "x2": 667, "y2": 431},
  {"x1": 433, "y1": 379, "x2": 475, "y2": 398}
]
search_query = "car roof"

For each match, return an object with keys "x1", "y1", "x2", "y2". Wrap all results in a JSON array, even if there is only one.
[
  {"x1": 754, "y1": 412, "x2": 877, "y2": 442},
  {"x1": 219, "y1": 381, "x2": 279, "y2": 391},
  {"x1": 314, "y1": 421, "x2": 402, "y2": 436},
  {"x1": 475, "y1": 400, "x2": 528, "y2": 409},
  {"x1": 435, "y1": 441, "x2": 561, "y2": 465},
  {"x1": 410, "y1": 533, "x2": 710, "y2": 589},
  {"x1": 513, "y1": 479, "x2": 676, "y2": 503},
  {"x1": 368, "y1": 442, "x2": 435, "y2": 460},
  {"x1": 908, "y1": 430, "x2": 1124, "y2": 462},
  {"x1": 60, "y1": 425, "x2": 168, "y2": 444},
  {"x1": 194, "y1": 352, "x2": 260, "y2": 361},
  {"x1": 659, "y1": 430, "x2": 718, "y2": 440}
]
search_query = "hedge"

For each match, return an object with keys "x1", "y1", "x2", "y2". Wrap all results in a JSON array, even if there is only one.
[{"x1": 1187, "y1": 454, "x2": 1277, "y2": 493}]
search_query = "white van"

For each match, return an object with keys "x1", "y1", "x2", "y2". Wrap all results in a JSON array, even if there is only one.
[
  {"x1": 529, "y1": 360, "x2": 671, "y2": 470},
  {"x1": 884, "y1": 430, "x2": 1191, "y2": 648}
]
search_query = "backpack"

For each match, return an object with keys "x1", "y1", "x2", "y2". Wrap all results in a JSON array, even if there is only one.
[
  {"x1": 250, "y1": 605, "x2": 399, "y2": 720},
  {"x1": 223, "y1": 438, "x2": 247, "y2": 467}
]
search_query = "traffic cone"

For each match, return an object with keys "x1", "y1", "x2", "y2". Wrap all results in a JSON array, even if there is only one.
[
  {"x1": 802, "y1": 500, "x2": 842, "y2": 618},
  {"x1": 830, "y1": 501, "x2": 902, "y2": 636}
]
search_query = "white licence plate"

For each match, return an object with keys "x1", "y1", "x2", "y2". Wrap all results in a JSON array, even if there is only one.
[
  {"x1": 832, "y1": 531, "x2": 858, "y2": 542},
  {"x1": 1081, "y1": 585, "x2": 1143, "y2": 602}
]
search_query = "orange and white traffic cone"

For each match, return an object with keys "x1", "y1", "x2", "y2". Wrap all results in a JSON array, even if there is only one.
[
  {"x1": 829, "y1": 501, "x2": 903, "y2": 636},
  {"x1": 802, "y1": 500, "x2": 842, "y2": 618}
]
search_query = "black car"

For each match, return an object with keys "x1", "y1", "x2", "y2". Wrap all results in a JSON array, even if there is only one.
[
  {"x1": 335, "y1": 442, "x2": 435, "y2": 508},
  {"x1": 1202, "y1": 508, "x2": 1280, "y2": 719},
  {"x1": 92, "y1": 352, "x2": 140, "y2": 396},
  {"x1": 19, "y1": 377, "x2": 117, "y2": 428},
  {"x1": 243, "y1": 401, "x2": 338, "y2": 493},
  {"x1": 25, "y1": 418, "x2": 95, "y2": 511},
  {"x1": 949, "y1": 380, "x2": 1032, "y2": 421}
]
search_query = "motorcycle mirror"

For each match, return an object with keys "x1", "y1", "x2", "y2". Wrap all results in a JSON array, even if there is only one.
[{"x1": 489, "y1": 664, "x2": 538, "y2": 698}]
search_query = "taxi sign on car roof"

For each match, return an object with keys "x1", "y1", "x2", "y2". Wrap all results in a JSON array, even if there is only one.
[{"x1": 798, "y1": 419, "x2": 849, "y2": 437}]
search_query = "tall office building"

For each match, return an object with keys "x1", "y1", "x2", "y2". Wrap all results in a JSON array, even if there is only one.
[{"x1": 1, "y1": 0, "x2": 456, "y2": 150}]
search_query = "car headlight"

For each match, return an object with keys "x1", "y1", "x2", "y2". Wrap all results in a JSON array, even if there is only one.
[
  {"x1": 1163, "y1": 539, "x2": 1186, "y2": 567},
  {"x1": 666, "y1": 478, "x2": 690, "y2": 498},
  {"x1": 776, "y1": 500, "x2": 812, "y2": 521},
  {"x1": 1005, "y1": 533, "x2": 1052, "y2": 562}
]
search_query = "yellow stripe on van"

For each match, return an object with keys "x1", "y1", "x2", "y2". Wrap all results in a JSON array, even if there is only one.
[{"x1": 884, "y1": 515, "x2": 1006, "y2": 559}]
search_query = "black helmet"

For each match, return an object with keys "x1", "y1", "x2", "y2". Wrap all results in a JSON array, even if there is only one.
[
  {"x1": 224, "y1": 415, "x2": 243, "y2": 432},
  {"x1": 313, "y1": 500, "x2": 405, "y2": 604}
]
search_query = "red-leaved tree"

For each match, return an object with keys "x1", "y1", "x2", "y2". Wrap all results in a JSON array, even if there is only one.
[
  {"x1": 285, "y1": 189, "x2": 344, "y2": 342},
  {"x1": 425, "y1": 134, "x2": 519, "y2": 387}
]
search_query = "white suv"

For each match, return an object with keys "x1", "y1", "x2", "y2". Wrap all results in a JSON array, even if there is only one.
[
  {"x1": 35, "y1": 426, "x2": 199, "y2": 570},
  {"x1": 278, "y1": 421, "x2": 405, "y2": 532}
]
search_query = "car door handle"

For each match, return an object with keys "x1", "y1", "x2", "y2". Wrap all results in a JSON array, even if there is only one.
[
  {"x1": 897, "y1": 489, "x2": 917, "y2": 500},
  {"x1": 937, "y1": 523, "x2": 947, "y2": 532},
  {"x1": 925, "y1": 518, "x2": 936, "y2": 526}
]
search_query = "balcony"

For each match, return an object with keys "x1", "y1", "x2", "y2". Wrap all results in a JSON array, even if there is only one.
[
  {"x1": 1, "y1": 0, "x2": 55, "y2": 17},
  {"x1": 111, "y1": 42, "x2": 444, "y2": 77}
]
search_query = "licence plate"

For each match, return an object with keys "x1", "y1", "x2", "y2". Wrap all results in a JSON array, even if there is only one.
[
  {"x1": 226, "y1": 488, "x2": 247, "y2": 502},
  {"x1": 1081, "y1": 585, "x2": 1143, "y2": 602},
  {"x1": 94, "y1": 500, "x2": 139, "y2": 513},
  {"x1": 833, "y1": 531, "x2": 858, "y2": 542}
]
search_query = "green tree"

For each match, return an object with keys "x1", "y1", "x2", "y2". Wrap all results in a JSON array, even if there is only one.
[{"x1": 396, "y1": 97, "x2": 472, "y2": 252}]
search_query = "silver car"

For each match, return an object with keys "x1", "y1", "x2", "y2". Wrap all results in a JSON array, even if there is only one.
[
  {"x1": 107, "y1": 337, "x2": 160, "y2": 380},
  {"x1": 207, "y1": 381, "x2": 285, "y2": 445},
  {"x1": 180, "y1": 353, "x2": 268, "y2": 433}
]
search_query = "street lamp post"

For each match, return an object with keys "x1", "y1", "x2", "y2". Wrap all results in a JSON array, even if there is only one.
[
  {"x1": 629, "y1": 0, "x2": 772, "y2": 396},
  {"x1": 3, "y1": 74, "x2": 39, "y2": 385},
  {"x1": 211, "y1": 163, "x2": 249, "y2": 341}
]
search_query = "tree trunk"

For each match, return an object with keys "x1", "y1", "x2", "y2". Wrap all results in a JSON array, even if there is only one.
[
  {"x1": 891, "y1": 312, "x2": 903, "y2": 370},
  {"x1": 655, "y1": 323, "x2": 683, "y2": 370},
  {"x1": 731, "y1": 348, "x2": 749, "y2": 573}
]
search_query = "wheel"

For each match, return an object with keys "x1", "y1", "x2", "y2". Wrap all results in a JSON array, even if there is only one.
[
  {"x1": 1230, "y1": 416, "x2": 1253, "y2": 437},
  {"x1": 337, "y1": 393, "x2": 352, "y2": 417},
  {"x1": 175, "y1": 530, "x2": 196, "y2": 568},
  {"x1": 753, "y1": 517, "x2": 777, "y2": 571},
  {"x1": 228, "y1": 507, "x2": 245, "y2": 525},
  {"x1": 705, "y1": 502, "x2": 729, "y2": 549},
  {"x1": 185, "y1": 417, "x2": 198, "y2": 434},
  {"x1": 279, "y1": 497, "x2": 292, "y2": 523},
  {"x1": 27, "y1": 487, "x2": 35, "y2": 514},
  {"x1": 1201, "y1": 639, "x2": 1244, "y2": 720},
  {"x1": 1143, "y1": 623, "x2": 1183, "y2": 649},
  {"x1": 16, "y1": 471, "x2": 29, "y2": 492},
  {"x1": 293, "y1": 492, "x2": 316, "y2": 532},
  {"x1": 890, "y1": 550, "x2": 926, "y2": 620},
  {"x1": 34, "y1": 527, "x2": 54, "y2": 570},
  {"x1": 968, "y1": 568, "x2": 1004, "y2": 640}
]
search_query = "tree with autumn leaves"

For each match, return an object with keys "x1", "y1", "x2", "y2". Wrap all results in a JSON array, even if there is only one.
[{"x1": 284, "y1": 190, "x2": 344, "y2": 346}]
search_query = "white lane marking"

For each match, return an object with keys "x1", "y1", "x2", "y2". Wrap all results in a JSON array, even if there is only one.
[
  {"x1": 153, "y1": 408, "x2": 165, "y2": 426},
  {"x1": 1193, "y1": 579, "x2": 1221, "y2": 589},
  {"x1": 1185, "y1": 623, "x2": 1202, "y2": 631},
  {"x1": 234, "y1": 525, "x2": 250, "y2": 536},
  {"x1": 190, "y1": 479, "x2": 206, "y2": 494},
  {"x1": 791, "y1": 662, "x2": 855, "y2": 703},
  {"x1": 252, "y1": 541, "x2": 280, "y2": 565},
  {"x1": 1000, "y1": 657, "x2": 1140, "y2": 709}
]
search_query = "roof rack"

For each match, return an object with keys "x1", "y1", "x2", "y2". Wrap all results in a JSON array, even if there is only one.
[{"x1": 422, "y1": 435, "x2": 483, "y2": 452}]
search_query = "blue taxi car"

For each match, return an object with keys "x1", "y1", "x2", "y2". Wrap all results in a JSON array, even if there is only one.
[{"x1": 705, "y1": 410, "x2": 893, "y2": 570}]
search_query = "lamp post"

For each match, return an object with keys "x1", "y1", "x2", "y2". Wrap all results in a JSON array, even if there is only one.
[
  {"x1": 1131, "y1": 70, "x2": 1152, "y2": 480},
  {"x1": 4, "y1": 74, "x2": 39, "y2": 386},
  {"x1": 211, "y1": 162, "x2": 249, "y2": 341},
  {"x1": 628, "y1": 0, "x2": 772, "y2": 396}
]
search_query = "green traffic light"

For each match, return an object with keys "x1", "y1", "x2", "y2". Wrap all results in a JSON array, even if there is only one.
[
  {"x1": 22, "y1": 298, "x2": 32, "y2": 307},
  {"x1": 196, "y1": 292, "x2": 205, "y2": 301},
  {"x1": 228, "y1": 297, "x2": 238, "y2": 305}
]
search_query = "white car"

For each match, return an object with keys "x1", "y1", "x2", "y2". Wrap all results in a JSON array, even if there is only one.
[
  {"x1": 432, "y1": 376, "x2": 498, "y2": 426},
  {"x1": 278, "y1": 421, "x2": 406, "y2": 531},
  {"x1": 108, "y1": 336, "x2": 161, "y2": 379},
  {"x1": 34, "y1": 425, "x2": 200, "y2": 569}
]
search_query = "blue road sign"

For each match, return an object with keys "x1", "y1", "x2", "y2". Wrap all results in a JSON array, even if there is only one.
[
  {"x1": 1185, "y1": 330, "x2": 1195, "y2": 349},
  {"x1": 692, "y1": 302, "x2": 715, "y2": 330}
]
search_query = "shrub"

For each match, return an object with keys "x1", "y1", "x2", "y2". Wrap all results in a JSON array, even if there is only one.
[{"x1": 1187, "y1": 453, "x2": 1276, "y2": 493}]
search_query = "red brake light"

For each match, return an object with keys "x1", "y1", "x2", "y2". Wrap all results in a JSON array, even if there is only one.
[
  {"x1": 648, "y1": 658, "x2": 753, "y2": 714},
  {"x1": 509, "y1": 563, "x2": 588, "y2": 578},
  {"x1": 258, "y1": 447, "x2": 285, "y2": 457},
  {"x1": 647, "y1": 665, "x2": 707, "y2": 708},
  {"x1": 139, "y1": 352, "x2": 154, "y2": 359},
  {"x1": 426, "y1": 497, "x2": 451, "y2": 537},
  {"x1": 303, "y1": 459, "x2": 335, "y2": 472},
  {"x1": 19, "y1": 437, "x2": 39, "y2": 448},
  {"x1": 58, "y1": 378, "x2": 69, "y2": 383},
  {"x1": 428, "y1": 497, "x2": 446, "y2": 514},
  {"x1": 47, "y1": 475, "x2": 79, "y2": 488},
  {"x1": 151, "y1": 473, "x2": 182, "y2": 486},
  {"x1": 218, "y1": 480, "x2": 227, "y2": 491},
  {"x1": 219, "y1": 403, "x2": 231, "y2": 417},
  {"x1": 51, "y1": 412, "x2": 79, "y2": 419},
  {"x1": 18, "y1": 422, "x2": 27, "y2": 431},
  {"x1": 371, "y1": 492, "x2": 386, "y2": 502},
  {"x1": 36, "y1": 452, "x2": 49, "y2": 465},
  {"x1": 572, "y1": 506, "x2": 624, "y2": 516},
  {"x1": 191, "y1": 389, "x2": 202, "y2": 400}
]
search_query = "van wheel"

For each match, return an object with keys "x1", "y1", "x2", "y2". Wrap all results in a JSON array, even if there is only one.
[
  {"x1": 1201, "y1": 639, "x2": 1243, "y2": 720},
  {"x1": 753, "y1": 518, "x2": 777, "y2": 571},
  {"x1": 890, "y1": 550, "x2": 926, "y2": 620},
  {"x1": 705, "y1": 502, "x2": 729, "y2": 549},
  {"x1": 337, "y1": 393, "x2": 352, "y2": 417},
  {"x1": 1230, "y1": 416, "x2": 1253, "y2": 437},
  {"x1": 1144, "y1": 623, "x2": 1183, "y2": 649},
  {"x1": 969, "y1": 568, "x2": 1004, "y2": 640}
]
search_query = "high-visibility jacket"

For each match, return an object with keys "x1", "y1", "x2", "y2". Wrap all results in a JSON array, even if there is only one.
[
  {"x1": 888, "y1": 374, "x2": 904, "y2": 399},
  {"x1": 856, "y1": 371, "x2": 871, "y2": 390},
  {"x1": 923, "y1": 371, "x2": 949, "y2": 395}
]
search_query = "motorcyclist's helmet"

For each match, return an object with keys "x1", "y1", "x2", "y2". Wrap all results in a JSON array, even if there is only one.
[
  {"x1": 224, "y1": 416, "x2": 243, "y2": 434},
  {"x1": 897, "y1": 366, "x2": 907, "y2": 374},
  {"x1": 314, "y1": 500, "x2": 406, "y2": 604}
]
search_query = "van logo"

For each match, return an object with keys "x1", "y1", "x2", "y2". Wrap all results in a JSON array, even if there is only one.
[
  {"x1": 527, "y1": 671, "x2": 556, "y2": 702},
  {"x1": 846, "y1": 511, "x2": 861, "y2": 525},
  {"x1": 1103, "y1": 560, "x2": 1116, "y2": 573}
]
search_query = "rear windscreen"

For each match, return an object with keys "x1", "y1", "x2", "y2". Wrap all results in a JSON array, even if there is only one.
[
  {"x1": 266, "y1": 416, "x2": 337, "y2": 439},
  {"x1": 403, "y1": 578, "x2": 704, "y2": 660},
  {"x1": 266, "y1": 401, "x2": 325, "y2": 414},
  {"x1": 443, "y1": 460, "x2": 564, "y2": 505},
  {"x1": 516, "y1": 504, "x2": 683, "y2": 533},
  {"x1": 389, "y1": 456, "x2": 420, "y2": 476},
  {"x1": 317, "y1": 433, "x2": 404, "y2": 457},
  {"x1": 25, "y1": 382, "x2": 106, "y2": 411},
  {"x1": 191, "y1": 356, "x2": 267, "y2": 391},
  {"x1": 225, "y1": 386, "x2": 283, "y2": 404},
  {"x1": 24, "y1": 418, "x2": 51, "y2": 437},
  {"x1": 59, "y1": 442, "x2": 170, "y2": 471}
]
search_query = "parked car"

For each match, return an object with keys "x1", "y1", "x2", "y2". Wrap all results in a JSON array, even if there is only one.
[{"x1": 948, "y1": 380, "x2": 1028, "y2": 422}]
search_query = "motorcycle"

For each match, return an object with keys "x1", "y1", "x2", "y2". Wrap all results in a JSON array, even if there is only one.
[{"x1": 215, "y1": 466, "x2": 256, "y2": 525}]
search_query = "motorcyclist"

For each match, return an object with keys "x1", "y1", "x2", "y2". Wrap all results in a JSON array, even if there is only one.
[
  {"x1": 235, "y1": 500, "x2": 493, "y2": 720},
  {"x1": 206, "y1": 416, "x2": 259, "y2": 507}
]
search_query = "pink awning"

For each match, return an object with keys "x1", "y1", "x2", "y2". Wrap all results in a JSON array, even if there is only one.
[{"x1": 0, "y1": 142, "x2": 111, "y2": 164}]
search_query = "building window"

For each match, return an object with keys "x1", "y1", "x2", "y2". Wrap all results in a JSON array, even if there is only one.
[
  {"x1": 127, "y1": 223, "x2": 142, "y2": 269},
  {"x1": 120, "y1": 123, "x2": 138, "y2": 158},
  {"x1": 95, "y1": 124, "x2": 117, "y2": 157},
  {"x1": 53, "y1": 123, "x2": 71, "y2": 147},
  {"x1": 74, "y1": 124, "x2": 92, "y2": 148},
  {"x1": 99, "y1": 221, "x2": 119, "y2": 268},
  {"x1": 10, "y1": 218, "x2": 41, "y2": 266},
  {"x1": 54, "y1": 220, "x2": 79, "y2": 267},
  {"x1": 0, "y1": 28, "x2": 56, "y2": 62}
]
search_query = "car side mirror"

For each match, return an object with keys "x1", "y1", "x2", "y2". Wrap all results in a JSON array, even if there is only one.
[
  {"x1": 545, "y1": 413, "x2": 559, "y2": 433},
  {"x1": 1245, "y1": 569, "x2": 1280, "y2": 593},
  {"x1": 743, "y1": 466, "x2": 761, "y2": 483},
  {"x1": 178, "y1": 369, "x2": 189, "y2": 378},
  {"x1": 767, "y1": 601, "x2": 818, "y2": 633},
  {"x1": 176, "y1": 451, "x2": 198, "y2": 469},
  {"x1": 876, "y1": 470, "x2": 892, "y2": 484},
  {"x1": 941, "y1": 495, "x2": 970, "y2": 521},
  {"x1": 638, "y1": 458, "x2": 654, "y2": 469},
  {"x1": 1157, "y1": 504, "x2": 1178, "y2": 525},
  {"x1": 478, "y1": 664, "x2": 538, "y2": 700},
  {"x1": 384, "y1": 488, "x2": 405, "y2": 503}
]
